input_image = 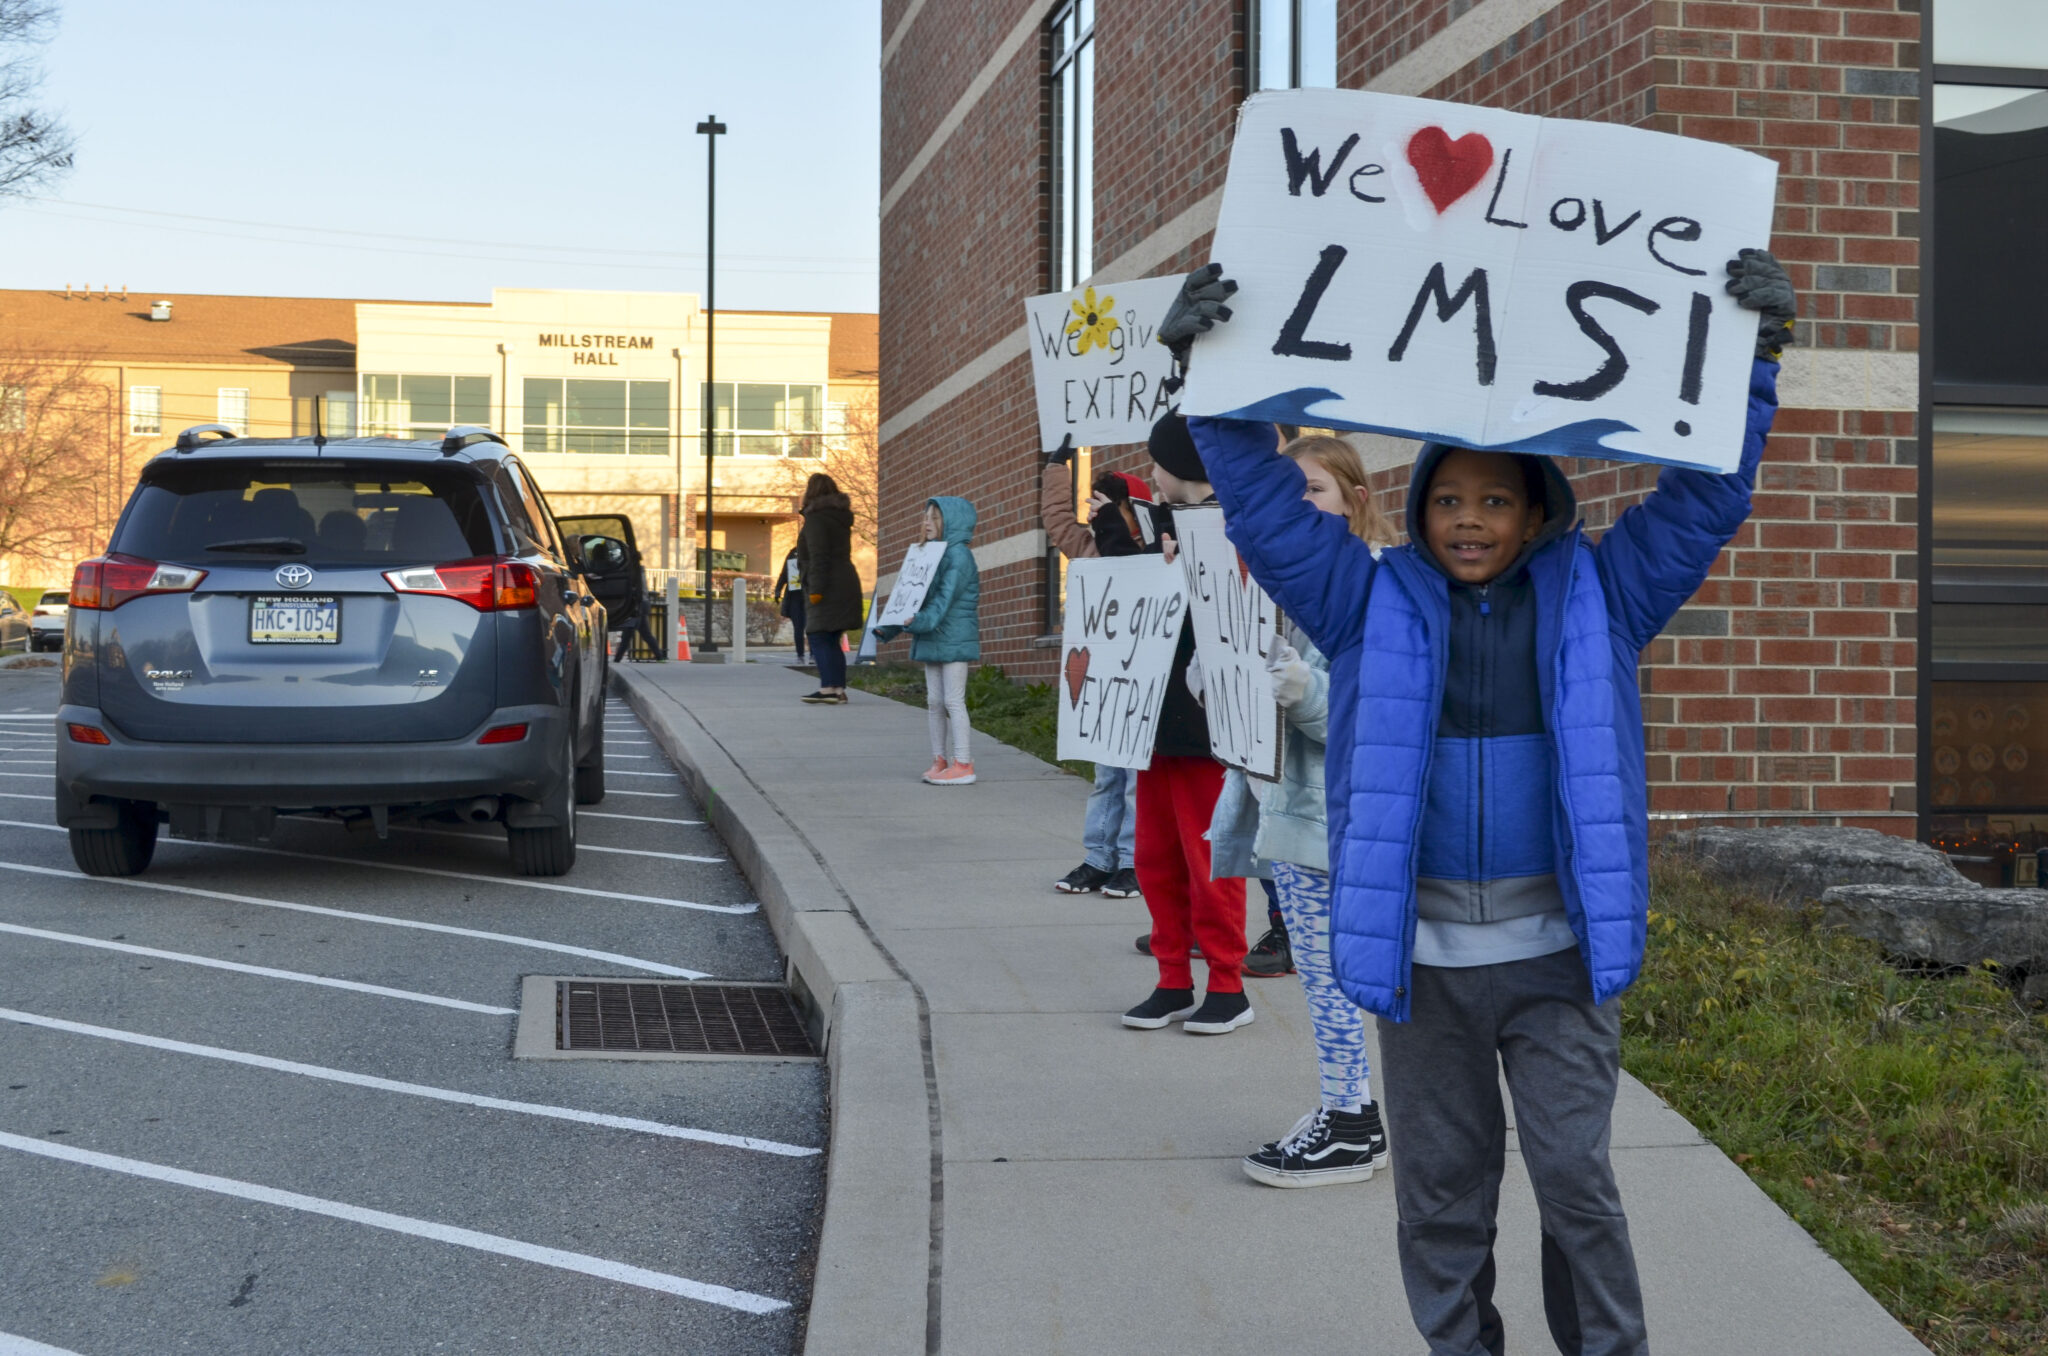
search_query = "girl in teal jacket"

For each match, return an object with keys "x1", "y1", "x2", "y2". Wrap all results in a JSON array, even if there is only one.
[{"x1": 876, "y1": 496, "x2": 981, "y2": 785}]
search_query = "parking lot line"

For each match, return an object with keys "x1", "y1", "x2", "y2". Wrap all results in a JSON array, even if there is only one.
[
  {"x1": 300, "y1": 821, "x2": 724, "y2": 865},
  {"x1": 0, "y1": 822, "x2": 754, "y2": 917},
  {"x1": 608, "y1": 771, "x2": 681, "y2": 779},
  {"x1": 0, "y1": 1331, "x2": 84, "y2": 1356},
  {"x1": 0, "y1": 1008, "x2": 819, "y2": 1157},
  {"x1": 0, "y1": 921, "x2": 516, "y2": 1014},
  {"x1": 600, "y1": 789, "x2": 681, "y2": 798},
  {"x1": 0, "y1": 858, "x2": 709, "y2": 977},
  {"x1": 579, "y1": 811, "x2": 704, "y2": 826},
  {"x1": 0, "y1": 1131, "x2": 789, "y2": 1314},
  {"x1": 0, "y1": 792, "x2": 50, "y2": 803}
]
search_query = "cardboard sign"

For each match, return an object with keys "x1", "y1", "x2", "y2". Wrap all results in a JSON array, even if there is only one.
[
  {"x1": 1025, "y1": 274, "x2": 1185, "y2": 451},
  {"x1": 1055, "y1": 556, "x2": 1190, "y2": 770},
  {"x1": 1174, "y1": 507, "x2": 1283, "y2": 780},
  {"x1": 1182, "y1": 89, "x2": 1778, "y2": 473},
  {"x1": 878, "y1": 541, "x2": 946, "y2": 627}
]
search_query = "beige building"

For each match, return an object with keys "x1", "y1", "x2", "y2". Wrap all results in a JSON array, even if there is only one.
[{"x1": 0, "y1": 285, "x2": 877, "y2": 591}]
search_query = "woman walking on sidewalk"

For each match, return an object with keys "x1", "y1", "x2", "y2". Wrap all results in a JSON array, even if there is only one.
[
  {"x1": 874, "y1": 496, "x2": 981, "y2": 785},
  {"x1": 796, "y1": 473, "x2": 861, "y2": 704},
  {"x1": 1210, "y1": 436, "x2": 1397, "y2": 1186}
]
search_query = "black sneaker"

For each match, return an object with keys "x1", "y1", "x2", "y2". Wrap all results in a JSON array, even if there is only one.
[
  {"x1": 799, "y1": 690, "x2": 830, "y2": 703},
  {"x1": 1242, "y1": 1103, "x2": 1388, "y2": 1187},
  {"x1": 1055, "y1": 862, "x2": 1112, "y2": 894},
  {"x1": 1134, "y1": 934, "x2": 1201, "y2": 958},
  {"x1": 1242, "y1": 924, "x2": 1295, "y2": 978},
  {"x1": 1121, "y1": 987, "x2": 1198, "y2": 1029},
  {"x1": 1101, "y1": 867, "x2": 1141, "y2": 898},
  {"x1": 1182, "y1": 990, "x2": 1254, "y2": 1035}
]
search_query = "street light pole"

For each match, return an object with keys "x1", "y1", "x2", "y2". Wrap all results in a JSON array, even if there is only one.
[{"x1": 696, "y1": 113, "x2": 727, "y2": 656}]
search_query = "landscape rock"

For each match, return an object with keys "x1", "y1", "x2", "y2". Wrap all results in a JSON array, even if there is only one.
[
  {"x1": 1820, "y1": 884, "x2": 2048, "y2": 978},
  {"x1": 1669, "y1": 826, "x2": 1974, "y2": 903}
]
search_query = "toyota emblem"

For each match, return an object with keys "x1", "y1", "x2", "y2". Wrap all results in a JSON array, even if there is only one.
[{"x1": 275, "y1": 564, "x2": 315, "y2": 589}]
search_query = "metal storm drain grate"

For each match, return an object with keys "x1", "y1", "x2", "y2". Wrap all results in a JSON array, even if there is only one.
[{"x1": 557, "y1": 981, "x2": 817, "y2": 1058}]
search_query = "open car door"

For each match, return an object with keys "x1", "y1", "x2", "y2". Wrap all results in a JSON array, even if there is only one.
[{"x1": 554, "y1": 513, "x2": 646, "y2": 620}]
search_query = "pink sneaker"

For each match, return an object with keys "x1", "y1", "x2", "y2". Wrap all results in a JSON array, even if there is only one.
[
  {"x1": 922, "y1": 758, "x2": 949, "y2": 783},
  {"x1": 928, "y1": 761, "x2": 976, "y2": 786}
]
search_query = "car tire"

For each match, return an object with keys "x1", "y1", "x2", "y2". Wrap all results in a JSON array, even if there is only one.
[
  {"x1": 69, "y1": 800, "x2": 158, "y2": 877},
  {"x1": 508, "y1": 728, "x2": 577, "y2": 877},
  {"x1": 574, "y1": 714, "x2": 605, "y2": 805}
]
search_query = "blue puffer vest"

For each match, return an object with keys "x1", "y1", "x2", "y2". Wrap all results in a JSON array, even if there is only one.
[{"x1": 1192, "y1": 358, "x2": 1780, "y2": 1021}]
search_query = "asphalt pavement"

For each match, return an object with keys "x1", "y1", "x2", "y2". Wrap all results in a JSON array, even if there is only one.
[{"x1": 0, "y1": 666, "x2": 823, "y2": 1356}]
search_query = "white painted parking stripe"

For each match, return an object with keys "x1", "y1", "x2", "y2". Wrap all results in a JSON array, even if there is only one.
[
  {"x1": 0, "y1": 1131, "x2": 788, "y2": 1313},
  {"x1": 577, "y1": 843, "x2": 724, "y2": 863},
  {"x1": 0, "y1": 760, "x2": 53, "y2": 765},
  {"x1": 0, "y1": 1331, "x2": 85, "y2": 1355},
  {"x1": 0, "y1": 921, "x2": 515, "y2": 1014},
  {"x1": 0, "y1": 715, "x2": 51, "y2": 721},
  {"x1": 0, "y1": 792, "x2": 50, "y2": 802},
  {"x1": 0, "y1": 1008, "x2": 819, "y2": 1157},
  {"x1": 0, "y1": 857, "x2": 710, "y2": 976},
  {"x1": 606, "y1": 754, "x2": 652, "y2": 759},
  {"x1": 580, "y1": 811, "x2": 703, "y2": 826},
  {"x1": 0, "y1": 822, "x2": 753, "y2": 917},
  {"x1": 595, "y1": 789, "x2": 681, "y2": 798},
  {"x1": 0, "y1": 772, "x2": 48, "y2": 779},
  {"x1": 295, "y1": 821, "x2": 724, "y2": 864},
  {"x1": 610, "y1": 771, "x2": 680, "y2": 778}
]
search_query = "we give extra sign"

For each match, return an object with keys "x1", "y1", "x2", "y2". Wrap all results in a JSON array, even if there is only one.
[{"x1": 1183, "y1": 89, "x2": 1778, "y2": 473}]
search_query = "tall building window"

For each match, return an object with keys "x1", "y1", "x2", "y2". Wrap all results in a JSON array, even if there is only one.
[
  {"x1": 322, "y1": 389, "x2": 356, "y2": 438},
  {"x1": 1049, "y1": 0, "x2": 1095, "y2": 292},
  {"x1": 1926, "y1": 0, "x2": 2048, "y2": 848},
  {"x1": 217, "y1": 388, "x2": 249, "y2": 436},
  {"x1": 524, "y1": 378, "x2": 669, "y2": 455},
  {"x1": 702, "y1": 381, "x2": 824, "y2": 457},
  {"x1": 361, "y1": 374, "x2": 491, "y2": 441},
  {"x1": 1253, "y1": 0, "x2": 1337, "y2": 91},
  {"x1": 129, "y1": 386, "x2": 161, "y2": 436}
]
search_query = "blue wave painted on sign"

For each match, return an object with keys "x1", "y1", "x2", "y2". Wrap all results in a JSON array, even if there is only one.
[{"x1": 1211, "y1": 389, "x2": 1722, "y2": 475}]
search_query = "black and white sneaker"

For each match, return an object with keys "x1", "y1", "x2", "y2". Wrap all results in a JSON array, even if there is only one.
[
  {"x1": 1101, "y1": 867, "x2": 1141, "y2": 898},
  {"x1": 1242, "y1": 1103, "x2": 1388, "y2": 1187},
  {"x1": 1055, "y1": 862, "x2": 1112, "y2": 894},
  {"x1": 1242, "y1": 924, "x2": 1295, "y2": 978},
  {"x1": 1182, "y1": 990, "x2": 1254, "y2": 1035},
  {"x1": 1121, "y1": 988, "x2": 1199, "y2": 1029}
]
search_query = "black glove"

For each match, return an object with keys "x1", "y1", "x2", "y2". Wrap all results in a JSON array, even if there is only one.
[
  {"x1": 1156, "y1": 262, "x2": 1238, "y2": 363},
  {"x1": 1725, "y1": 248, "x2": 1797, "y2": 360},
  {"x1": 1044, "y1": 434, "x2": 1076, "y2": 467}
]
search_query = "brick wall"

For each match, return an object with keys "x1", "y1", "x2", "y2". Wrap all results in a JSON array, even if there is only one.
[{"x1": 879, "y1": 0, "x2": 1922, "y2": 826}]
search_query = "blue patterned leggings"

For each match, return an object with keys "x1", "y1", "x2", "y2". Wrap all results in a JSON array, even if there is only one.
[{"x1": 1271, "y1": 862, "x2": 1370, "y2": 1111}]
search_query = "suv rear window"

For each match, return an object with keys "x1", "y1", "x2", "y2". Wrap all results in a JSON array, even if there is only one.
[
  {"x1": 115, "y1": 461, "x2": 499, "y2": 564},
  {"x1": 38, "y1": 592, "x2": 66, "y2": 606}
]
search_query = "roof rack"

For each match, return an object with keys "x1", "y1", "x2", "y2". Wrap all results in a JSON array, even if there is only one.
[
  {"x1": 440, "y1": 425, "x2": 509, "y2": 457},
  {"x1": 174, "y1": 424, "x2": 241, "y2": 453}
]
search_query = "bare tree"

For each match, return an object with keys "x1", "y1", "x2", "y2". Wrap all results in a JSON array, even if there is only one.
[
  {"x1": 0, "y1": 344, "x2": 121, "y2": 578},
  {"x1": 776, "y1": 389, "x2": 880, "y2": 546},
  {"x1": 0, "y1": 0, "x2": 74, "y2": 202}
]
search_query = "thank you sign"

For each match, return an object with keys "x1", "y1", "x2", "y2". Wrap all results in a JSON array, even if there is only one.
[
  {"x1": 877, "y1": 542, "x2": 945, "y2": 627},
  {"x1": 1056, "y1": 556, "x2": 1189, "y2": 770},
  {"x1": 1025, "y1": 275, "x2": 1185, "y2": 451},
  {"x1": 1175, "y1": 507, "x2": 1283, "y2": 780},
  {"x1": 1182, "y1": 89, "x2": 1778, "y2": 473}
]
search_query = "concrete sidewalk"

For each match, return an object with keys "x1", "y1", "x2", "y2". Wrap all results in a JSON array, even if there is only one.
[{"x1": 615, "y1": 660, "x2": 1930, "y2": 1356}]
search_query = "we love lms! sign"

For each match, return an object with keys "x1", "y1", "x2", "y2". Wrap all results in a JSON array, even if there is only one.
[
  {"x1": 1025, "y1": 274, "x2": 1186, "y2": 451},
  {"x1": 1182, "y1": 89, "x2": 1778, "y2": 473}
]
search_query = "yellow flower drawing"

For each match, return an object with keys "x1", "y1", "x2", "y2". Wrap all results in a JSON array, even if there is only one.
[{"x1": 1065, "y1": 287, "x2": 1119, "y2": 355}]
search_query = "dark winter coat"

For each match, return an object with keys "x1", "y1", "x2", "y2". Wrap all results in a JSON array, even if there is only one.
[
  {"x1": 1193, "y1": 357, "x2": 1781, "y2": 1022},
  {"x1": 796, "y1": 493, "x2": 863, "y2": 634}
]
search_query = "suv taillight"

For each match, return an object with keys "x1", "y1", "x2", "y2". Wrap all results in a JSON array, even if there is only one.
[
  {"x1": 383, "y1": 557, "x2": 540, "y2": 611},
  {"x1": 71, "y1": 554, "x2": 207, "y2": 611}
]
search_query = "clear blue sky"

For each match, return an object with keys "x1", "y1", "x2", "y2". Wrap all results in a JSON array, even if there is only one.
[{"x1": 0, "y1": 0, "x2": 880, "y2": 311}]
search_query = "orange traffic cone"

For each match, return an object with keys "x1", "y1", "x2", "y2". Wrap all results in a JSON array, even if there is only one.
[{"x1": 675, "y1": 610, "x2": 693, "y2": 662}]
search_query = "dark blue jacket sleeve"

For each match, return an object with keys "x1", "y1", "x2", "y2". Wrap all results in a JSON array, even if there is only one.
[
  {"x1": 1189, "y1": 415, "x2": 1378, "y2": 658},
  {"x1": 1593, "y1": 357, "x2": 1779, "y2": 651}
]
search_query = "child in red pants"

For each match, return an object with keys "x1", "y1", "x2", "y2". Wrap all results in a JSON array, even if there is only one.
[{"x1": 1110, "y1": 414, "x2": 1251, "y2": 1035}]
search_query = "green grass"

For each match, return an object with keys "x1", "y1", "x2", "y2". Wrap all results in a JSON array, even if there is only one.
[
  {"x1": 844, "y1": 663, "x2": 1090, "y2": 778},
  {"x1": 1630, "y1": 857, "x2": 2048, "y2": 1355},
  {"x1": 5, "y1": 586, "x2": 52, "y2": 610}
]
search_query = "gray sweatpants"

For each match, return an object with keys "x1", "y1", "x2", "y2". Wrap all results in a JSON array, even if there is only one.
[{"x1": 1374, "y1": 946, "x2": 1647, "y2": 1356}]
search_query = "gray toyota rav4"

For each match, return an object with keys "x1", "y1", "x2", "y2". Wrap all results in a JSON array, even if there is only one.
[{"x1": 55, "y1": 424, "x2": 630, "y2": 879}]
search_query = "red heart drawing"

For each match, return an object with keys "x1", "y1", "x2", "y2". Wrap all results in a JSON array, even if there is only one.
[
  {"x1": 1236, "y1": 553, "x2": 1251, "y2": 584},
  {"x1": 1064, "y1": 645, "x2": 1091, "y2": 709},
  {"x1": 1406, "y1": 126, "x2": 1494, "y2": 214}
]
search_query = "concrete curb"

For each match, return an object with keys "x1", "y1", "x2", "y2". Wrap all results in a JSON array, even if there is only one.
[{"x1": 612, "y1": 667, "x2": 931, "y2": 1355}]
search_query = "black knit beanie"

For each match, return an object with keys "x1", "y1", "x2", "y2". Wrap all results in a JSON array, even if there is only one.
[{"x1": 1146, "y1": 412, "x2": 1206, "y2": 483}]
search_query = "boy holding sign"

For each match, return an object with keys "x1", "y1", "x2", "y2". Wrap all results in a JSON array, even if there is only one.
[{"x1": 1163, "y1": 250, "x2": 1792, "y2": 1354}]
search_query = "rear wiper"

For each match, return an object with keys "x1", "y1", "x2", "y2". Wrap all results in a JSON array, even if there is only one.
[{"x1": 203, "y1": 537, "x2": 307, "y2": 554}]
